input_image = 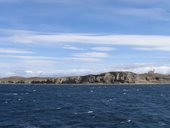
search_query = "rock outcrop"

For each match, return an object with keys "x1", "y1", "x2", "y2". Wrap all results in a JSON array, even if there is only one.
[{"x1": 0, "y1": 71, "x2": 170, "y2": 84}]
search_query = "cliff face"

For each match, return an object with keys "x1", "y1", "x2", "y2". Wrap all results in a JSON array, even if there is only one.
[
  {"x1": 136, "y1": 73, "x2": 170, "y2": 84},
  {"x1": 0, "y1": 72, "x2": 170, "y2": 84}
]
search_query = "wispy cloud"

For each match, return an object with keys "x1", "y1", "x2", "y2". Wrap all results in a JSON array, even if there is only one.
[
  {"x1": 1, "y1": 1, "x2": 170, "y2": 77},
  {"x1": 3, "y1": 31, "x2": 170, "y2": 52},
  {"x1": 117, "y1": 0, "x2": 170, "y2": 4},
  {"x1": 92, "y1": 63, "x2": 170, "y2": 75},
  {"x1": 111, "y1": 8, "x2": 170, "y2": 21},
  {"x1": 21, "y1": 65, "x2": 170, "y2": 76},
  {"x1": 1, "y1": 62, "x2": 170, "y2": 77},
  {"x1": 0, "y1": 54, "x2": 102, "y2": 63},
  {"x1": 73, "y1": 52, "x2": 109, "y2": 58},
  {"x1": 62, "y1": 45, "x2": 85, "y2": 50},
  {"x1": 71, "y1": 57, "x2": 100, "y2": 62},
  {"x1": 134, "y1": 47, "x2": 170, "y2": 51},
  {"x1": 0, "y1": 55, "x2": 57, "y2": 60},
  {"x1": 0, "y1": 48, "x2": 33, "y2": 54},
  {"x1": 121, "y1": 63, "x2": 170, "y2": 74},
  {"x1": 91, "y1": 47, "x2": 115, "y2": 51},
  {"x1": 22, "y1": 68, "x2": 95, "y2": 77}
]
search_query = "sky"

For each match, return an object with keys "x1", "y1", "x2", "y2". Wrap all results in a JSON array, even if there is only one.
[{"x1": 1, "y1": 0, "x2": 170, "y2": 77}]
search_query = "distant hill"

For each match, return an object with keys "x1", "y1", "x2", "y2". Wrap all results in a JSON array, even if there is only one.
[{"x1": 0, "y1": 71, "x2": 170, "y2": 84}]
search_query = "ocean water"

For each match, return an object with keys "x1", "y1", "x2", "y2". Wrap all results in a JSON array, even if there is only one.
[{"x1": 0, "y1": 85, "x2": 170, "y2": 128}]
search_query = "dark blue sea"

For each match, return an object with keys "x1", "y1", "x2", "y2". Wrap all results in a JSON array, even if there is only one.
[{"x1": 0, "y1": 84, "x2": 170, "y2": 128}]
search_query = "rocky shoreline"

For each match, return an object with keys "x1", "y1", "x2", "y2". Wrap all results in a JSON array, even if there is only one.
[{"x1": 0, "y1": 71, "x2": 170, "y2": 84}]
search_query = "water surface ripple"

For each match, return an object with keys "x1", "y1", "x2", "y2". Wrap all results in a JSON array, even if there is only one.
[{"x1": 0, "y1": 84, "x2": 170, "y2": 128}]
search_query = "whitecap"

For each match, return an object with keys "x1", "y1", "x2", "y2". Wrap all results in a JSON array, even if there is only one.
[
  {"x1": 123, "y1": 89, "x2": 128, "y2": 92},
  {"x1": 18, "y1": 98, "x2": 22, "y2": 101},
  {"x1": 23, "y1": 125, "x2": 40, "y2": 128},
  {"x1": 25, "y1": 126, "x2": 39, "y2": 128},
  {"x1": 87, "y1": 110, "x2": 93, "y2": 114},
  {"x1": 159, "y1": 122, "x2": 167, "y2": 126},
  {"x1": 74, "y1": 112, "x2": 78, "y2": 115},
  {"x1": 56, "y1": 107, "x2": 61, "y2": 110},
  {"x1": 108, "y1": 98, "x2": 113, "y2": 101},
  {"x1": 92, "y1": 115, "x2": 96, "y2": 118},
  {"x1": 106, "y1": 99, "x2": 113, "y2": 102},
  {"x1": 13, "y1": 93, "x2": 18, "y2": 96},
  {"x1": 90, "y1": 90, "x2": 94, "y2": 93}
]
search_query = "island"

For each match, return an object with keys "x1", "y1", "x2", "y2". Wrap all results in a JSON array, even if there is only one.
[{"x1": 0, "y1": 71, "x2": 170, "y2": 84}]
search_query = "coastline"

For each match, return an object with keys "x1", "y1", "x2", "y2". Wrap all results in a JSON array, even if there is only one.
[
  {"x1": 1, "y1": 82, "x2": 170, "y2": 86},
  {"x1": 0, "y1": 71, "x2": 170, "y2": 85}
]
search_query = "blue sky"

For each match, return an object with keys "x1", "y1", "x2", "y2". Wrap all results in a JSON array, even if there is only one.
[{"x1": 1, "y1": 0, "x2": 170, "y2": 77}]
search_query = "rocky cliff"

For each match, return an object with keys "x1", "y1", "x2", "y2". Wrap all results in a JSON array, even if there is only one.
[{"x1": 0, "y1": 71, "x2": 170, "y2": 84}]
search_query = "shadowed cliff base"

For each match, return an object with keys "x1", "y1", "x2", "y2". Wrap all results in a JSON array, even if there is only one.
[{"x1": 0, "y1": 71, "x2": 170, "y2": 84}]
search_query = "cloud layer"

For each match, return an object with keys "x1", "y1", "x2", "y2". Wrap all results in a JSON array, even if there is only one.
[
  {"x1": 2, "y1": 31, "x2": 170, "y2": 51},
  {"x1": 1, "y1": 0, "x2": 170, "y2": 77},
  {"x1": 0, "y1": 29, "x2": 170, "y2": 77}
]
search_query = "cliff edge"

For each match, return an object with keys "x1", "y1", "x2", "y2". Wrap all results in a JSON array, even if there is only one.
[{"x1": 0, "y1": 71, "x2": 170, "y2": 84}]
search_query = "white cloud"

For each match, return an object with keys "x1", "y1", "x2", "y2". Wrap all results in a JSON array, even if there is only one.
[
  {"x1": 125, "y1": 65, "x2": 170, "y2": 74},
  {"x1": 0, "y1": 29, "x2": 33, "y2": 33},
  {"x1": 0, "y1": 48, "x2": 33, "y2": 54},
  {"x1": 117, "y1": 0, "x2": 170, "y2": 4},
  {"x1": 71, "y1": 57, "x2": 100, "y2": 62},
  {"x1": 3, "y1": 31, "x2": 170, "y2": 52},
  {"x1": 22, "y1": 59, "x2": 59, "y2": 66},
  {"x1": 90, "y1": 6, "x2": 169, "y2": 21},
  {"x1": 113, "y1": 8, "x2": 169, "y2": 20},
  {"x1": 0, "y1": 55, "x2": 57, "y2": 60},
  {"x1": 92, "y1": 47, "x2": 115, "y2": 51},
  {"x1": 13, "y1": 64, "x2": 170, "y2": 77},
  {"x1": 62, "y1": 45, "x2": 85, "y2": 50},
  {"x1": 25, "y1": 70, "x2": 44, "y2": 76},
  {"x1": 92, "y1": 63, "x2": 170, "y2": 75},
  {"x1": 1, "y1": 61, "x2": 170, "y2": 77},
  {"x1": 1, "y1": 30, "x2": 170, "y2": 77},
  {"x1": 73, "y1": 52, "x2": 109, "y2": 58},
  {"x1": 0, "y1": 68, "x2": 96, "y2": 77},
  {"x1": 25, "y1": 70, "x2": 34, "y2": 74},
  {"x1": 2, "y1": 31, "x2": 170, "y2": 53},
  {"x1": 23, "y1": 68, "x2": 94, "y2": 77},
  {"x1": 134, "y1": 47, "x2": 170, "y2": 51},
  {"x1": 0, "y1": 54, "x2": 101, "y2": 63}
]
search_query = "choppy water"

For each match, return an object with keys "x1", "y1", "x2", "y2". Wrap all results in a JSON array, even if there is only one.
[{"x1": 0, "y1": 84, "x2": 170, "y2": 128}]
